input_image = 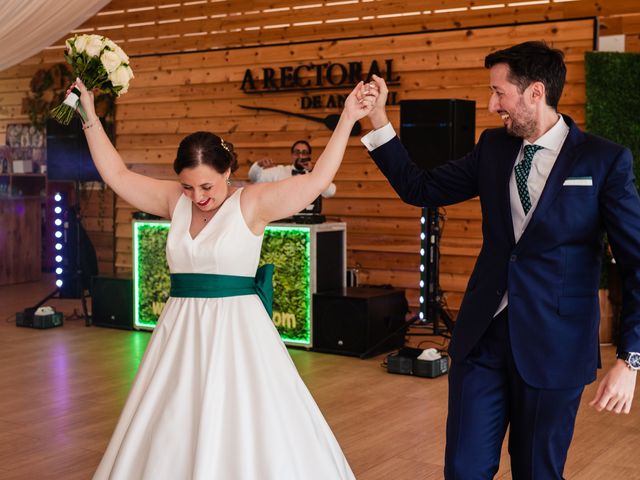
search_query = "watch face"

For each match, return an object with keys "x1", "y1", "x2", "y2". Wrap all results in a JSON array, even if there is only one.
[{"x1": 629, "y1": 353, "x2": 640, "y2": 369}]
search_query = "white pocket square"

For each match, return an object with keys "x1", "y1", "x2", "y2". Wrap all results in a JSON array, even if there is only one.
[{"x1": 563, "y1": 177, "x2": 592, "y2": 186}]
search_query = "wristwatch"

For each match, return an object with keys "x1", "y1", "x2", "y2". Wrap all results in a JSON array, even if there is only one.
[{"x1": 617, "y1": 352, "x2": 640, "y2": 371}]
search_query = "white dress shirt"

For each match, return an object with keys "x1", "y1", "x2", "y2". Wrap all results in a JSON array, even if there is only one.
[
  {"x1": 361, "y1": 122, "x2": 396, "y2": 152},
  {"x1": 495, "y1": 115, "x2": 570, "y2": 314},
  {"x1": 361, "y1": 116, "x2": 571, "y2": 315}
]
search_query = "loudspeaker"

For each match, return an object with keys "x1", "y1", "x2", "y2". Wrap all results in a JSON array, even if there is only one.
[
  {"x1": 91, "y1": 274, "x2": 133, "y2": 330},
  {"x1": 315, "y1": 229, "x2": 345, "y2": 293},
  {"x1": 46, "y1": 117, "x2": 110, "y2": 182},
  {"x1": 400, "y1": 99, "x2": 476, "y2": 170},
  {"x1": 312, "y1": 287, "x2": 408, "y2": 358}
]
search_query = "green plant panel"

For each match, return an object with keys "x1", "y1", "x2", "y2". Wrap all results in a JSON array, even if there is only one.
[
  {"x1": 585, "y1": 51, "x2": 640, "y2": 288},
  {"x1": 585, "y1": 51, "x2": 640, "y2": 185},
  {"x1": 132, "y1": 221, "x2": 312, "y2": 346},
  {"x1": 260, "y1": 226, "x2": 311, "y2": 345},
  {"x1": 133, "y1": 222, "x2": 171, "y2": 330}
]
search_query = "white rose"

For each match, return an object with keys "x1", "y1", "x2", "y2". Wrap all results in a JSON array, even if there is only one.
[
  {"x1": 103, "y1": 38, "x2": 117, "y2": 51},
  {"x1": 74, "y1": 35, "x2": 89, "y2": 54},
  {"x1": 112, "y1": 44, "x2": 129, "y2": 62},
  {"x1": 117, "y1": 83, "x2": 129, "y2": 96},
  {"x1": 101, "y1": 38, "x2": 128, "y2": 61},
  {"x1": 85, "y1": 35, "x2": 104, "y2": 57},
  {"x1": 109, "y1": 64, "x2": 133, "y2": 87},
  {"x1": 100, "y1": 50, "x2": 121, "y2": 74}
]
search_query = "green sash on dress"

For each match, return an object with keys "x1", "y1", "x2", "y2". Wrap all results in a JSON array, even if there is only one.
[{"x1": 170, "y1": 264, "x2": 274, "y2": 316}]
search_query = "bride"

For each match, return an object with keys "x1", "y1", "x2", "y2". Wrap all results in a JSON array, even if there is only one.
[{"x1": 71, "y1": 76, "x2": 377, "y2": 479}]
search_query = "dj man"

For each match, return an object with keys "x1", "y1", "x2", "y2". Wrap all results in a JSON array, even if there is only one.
[{"x1": 248, "y1": 139, "x2": 337, "y2": 198}]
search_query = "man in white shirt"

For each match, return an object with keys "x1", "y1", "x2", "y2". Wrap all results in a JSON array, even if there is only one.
[
  {"x1": 361, "y1": 41, "x2": 640, "y2": 479},
  {"x1": 248, "y1": 139, "x2": 336, "y2": 198}
]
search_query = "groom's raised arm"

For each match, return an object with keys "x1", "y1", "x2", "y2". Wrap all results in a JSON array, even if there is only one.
[{"x1": 361, "y1": 75, "x2": 480, "y2": 207}]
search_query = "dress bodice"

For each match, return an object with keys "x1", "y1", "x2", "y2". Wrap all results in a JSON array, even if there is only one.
[{"x1": 166, "y1": 188, "x2": 264, "y2": 276}]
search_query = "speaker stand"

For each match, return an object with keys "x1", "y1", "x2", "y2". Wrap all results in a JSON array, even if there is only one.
[
  {"x1": 71, "y1": 181, "x2": 92, "y2": 326},
  {"x1": 28, "y1": 287, "x2": 60, "y2": 311},
  {"x1": 360, "y1": 208, "x2": 454, "y2": 358},
  {"x1": 414, "y1": 206, "x2": 454, "y2": 339}
]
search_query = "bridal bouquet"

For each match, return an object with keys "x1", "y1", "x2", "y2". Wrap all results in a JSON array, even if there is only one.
[{"x1": 50, "y1": 34, "x2": 134, "y2": 125}]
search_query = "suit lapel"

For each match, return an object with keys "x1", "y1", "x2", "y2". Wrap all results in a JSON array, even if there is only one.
[{"x1": 515, "y1": 117, "x2": 586, "y2": 251}]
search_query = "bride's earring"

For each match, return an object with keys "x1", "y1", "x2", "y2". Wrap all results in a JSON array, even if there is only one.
[{"x1": 226, "y1": 178, "x2": 231, "y2": 185}]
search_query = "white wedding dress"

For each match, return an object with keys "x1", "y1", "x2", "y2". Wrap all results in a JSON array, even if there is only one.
[{"x1": 93, "y1": 189, "x2": 355, "y2": 479}]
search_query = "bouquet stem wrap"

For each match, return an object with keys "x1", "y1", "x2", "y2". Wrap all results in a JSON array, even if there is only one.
[{"x1": 51, "y1": 87, "x2": 83, "y2": 125}]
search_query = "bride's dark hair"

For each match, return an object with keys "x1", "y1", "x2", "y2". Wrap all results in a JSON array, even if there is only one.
[{"x1": 173, "y1": 131, "x2": 239, "y2": 174}]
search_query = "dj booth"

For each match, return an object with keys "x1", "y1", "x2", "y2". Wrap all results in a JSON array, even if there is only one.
[
  {"x1": 93, "y1": 217, "x2": 406, "y2": 355},
  {"x1": 129, "y1": 220, "x2": 346, "y2": 347}
]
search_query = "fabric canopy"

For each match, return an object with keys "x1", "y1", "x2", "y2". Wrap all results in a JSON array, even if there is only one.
[{"x1": 0, "y1": 0, "x2": 111, "y2": 71}]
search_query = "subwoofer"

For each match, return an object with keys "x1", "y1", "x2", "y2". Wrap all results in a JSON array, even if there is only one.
[
  {"x1": 91, "y1": 274, "x2": 133, "y2": 330},
  {"x1": 312, "y1": 287, "x2": 408, "y2": 358}
]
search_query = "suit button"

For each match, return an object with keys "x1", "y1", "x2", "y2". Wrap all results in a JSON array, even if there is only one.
[
  {"x1": 510, "y1": 254, "x2": 517, "y2": 262},
  {"x1": 497, "y1": 289, "x2": 503, "y2": 296}
]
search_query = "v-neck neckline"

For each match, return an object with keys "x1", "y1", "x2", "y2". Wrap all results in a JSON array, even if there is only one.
[{"x1": 187, "y1": 188, "x2": 240, "y2": 241}]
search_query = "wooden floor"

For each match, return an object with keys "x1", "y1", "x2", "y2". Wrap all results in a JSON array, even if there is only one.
[{"x1": 1, "y1": 277, "x2": 639, "y2": 479}]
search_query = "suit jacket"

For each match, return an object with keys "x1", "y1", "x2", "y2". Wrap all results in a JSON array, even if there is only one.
[{"x1": 370, "y1": 115, "x2": 640, "y2": 389}]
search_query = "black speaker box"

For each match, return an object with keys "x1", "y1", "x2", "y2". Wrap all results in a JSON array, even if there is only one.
[
  {"x1": 46, "y1": 116, "x2": 111, "y2": 182},
  {"x1": 312, "y1": 287, "x2": 408, "y2": 358},
  {"x1": 315, "y1": 229, "x2": 345, "y2": 293},
  {"x1": 91, "y1": 274, "x2": 133, "y2": 330},
  {"x1": 400, "y1": 99, "x2": 476, "y2": 170}
]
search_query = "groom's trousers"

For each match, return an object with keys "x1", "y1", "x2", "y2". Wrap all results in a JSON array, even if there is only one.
[{"x1": 444, "y1": 308, "x2": 584, "y2": 479}]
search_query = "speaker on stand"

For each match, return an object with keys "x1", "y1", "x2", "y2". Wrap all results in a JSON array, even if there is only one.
[{"x1": 399, "y1": 99, "x2": 476, "y2": 339}]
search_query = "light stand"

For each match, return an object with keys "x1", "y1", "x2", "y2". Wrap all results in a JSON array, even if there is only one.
[
  {"x1": 68, "y1": 181, "x2": 92, "y2": 326},
  {"x1": 25, "y1": 183, "x2": 95, "y2": 326},
  {"x1": 359, "y1": 207, "x2": 454, "y2": 359},
  {"x1": 415, "y1": 206, "x2": 454, "y2": 337}
]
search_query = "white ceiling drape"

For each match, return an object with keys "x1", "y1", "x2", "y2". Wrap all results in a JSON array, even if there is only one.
[{"x1": 0, "y1": 0, "x2": 111, "y2": 71}]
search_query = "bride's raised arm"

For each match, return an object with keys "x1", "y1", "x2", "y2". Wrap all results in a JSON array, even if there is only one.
[
  {"x1": 241, "y1": 81, "x2": 377, "y2": 233},
  {"x1": 75, "y1": 78, "x2": 182, "y2": 218}
]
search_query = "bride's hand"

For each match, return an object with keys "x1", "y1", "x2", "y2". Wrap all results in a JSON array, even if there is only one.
[
  {"x1": 67, "y1": 78, "x2": 98, "y2": 122},
  {"x1": 342, "y1": 81, "x2": 379, "y2": 123}
]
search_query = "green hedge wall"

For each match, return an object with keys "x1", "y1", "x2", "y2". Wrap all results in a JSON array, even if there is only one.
[
  {"x1": 138, "y1": 224, "x2": 171, "y2": 325},
  {"x1": 585, "y1": 51, "x2": 640, "y2": 289},
  {"x1": 585, "y1": 51, "x2": 640, "y2": 182},
  {"x1": 260, "y1": 228, "x2": 311, "y2": 343}
]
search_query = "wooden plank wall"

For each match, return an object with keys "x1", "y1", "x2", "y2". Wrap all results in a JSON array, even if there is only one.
[
  {"x1": 18, "y1": 0, "x2": 640, "y2": 62},
  {"x1": 599, "y1": 11, "x2": 640, "y2": 51},
  {"x1": 0, "y1": 198, "x2": 41, "y2": 285},
  {"x1": 112, "y1": 19, "x2": 594, "y2": 316},
  {"x1": 1, "y1": 1, "x2": 639, "y2": 315}
]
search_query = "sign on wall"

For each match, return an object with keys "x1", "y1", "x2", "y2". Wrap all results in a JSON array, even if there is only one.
[{"x1": 241, "y1": 59, "x2": 401, "y2": 110}]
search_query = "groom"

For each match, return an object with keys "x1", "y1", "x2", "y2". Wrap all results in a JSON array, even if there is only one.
[{"x1": 361, "y1": 41, "x2": 640, "y2": 478}]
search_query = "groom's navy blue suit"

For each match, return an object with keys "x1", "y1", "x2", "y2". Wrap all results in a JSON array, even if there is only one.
[{"x1": 369, "y1": 115, "x2": 640, "y2": 478}]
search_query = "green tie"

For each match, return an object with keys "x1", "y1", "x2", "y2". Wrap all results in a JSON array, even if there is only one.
[{"x1": 514, "y1": 144, "x2": 543, "y2": 215}]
